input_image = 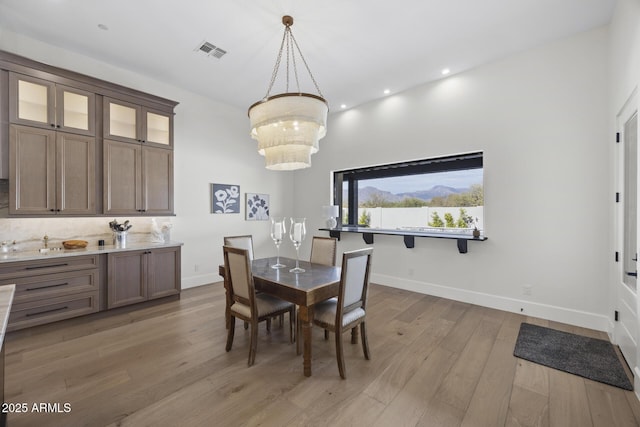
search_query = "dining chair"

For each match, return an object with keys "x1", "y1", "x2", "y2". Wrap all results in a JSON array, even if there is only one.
[
  {"x1": 309, "y1": 236, "x2": 338, "y2": 267},
  {"x1": 295, "y1": 235, "x2": 339, "y2": 352},
  {"x1": 313, "y1": 247, "x2": 373, "y2": 379},
  {"x1": 223, "y1": 235, "x2": 257, "y2": 330},
  {"x1": 223, "y1": 245, "x2": 294, "y2": 366},
  {"x1": 223, "y1": 235, "x2": 254, "y2": 261}
]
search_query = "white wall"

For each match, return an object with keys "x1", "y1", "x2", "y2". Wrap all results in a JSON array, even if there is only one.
[
  {"x1": 0, "y1": 29, "x2": 295, "y2": 288},
  {"x1": 0, "y1": 24, "x2": 617, "y2": 331},
  {"x1": 293, "y1": 27, "x2": 611, "y2": 330},
  {"x1": 608, "y1": 0, "x2": 640, "y2": 396}
]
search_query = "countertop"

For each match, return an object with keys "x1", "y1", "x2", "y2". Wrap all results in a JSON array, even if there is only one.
[
  {"x1": 0, "y1": 285, "x2": 15, "y2": 348},
  {"x1": 0, "y1": 241, "x2": 183, "y2": 263}
]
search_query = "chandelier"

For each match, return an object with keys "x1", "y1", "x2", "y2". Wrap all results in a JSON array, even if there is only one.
[{"x1": 248, "y1": 15, "x2": 328, "y2": 171}]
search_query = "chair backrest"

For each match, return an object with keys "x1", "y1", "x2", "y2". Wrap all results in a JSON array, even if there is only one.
[
  {"x1": 223, "y1": 245, "x2": 255, "y2": 309},
  {"x1": 310, "y1": 236, "x2": 338, "y2": 266},
  {"x1": 224, "y1": 235, "x2": 254, "y2": 261},
  {"x1": 338, "y1": 248, "x2": 373, "y2": 311}
]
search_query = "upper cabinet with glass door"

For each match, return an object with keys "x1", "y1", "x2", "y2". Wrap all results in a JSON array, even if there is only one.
[
  {"x1": 104, "y1": 97, "x2": 173, "y2": 148},
  {"x1": 9, "y1": 73, "x2": 95, "y2": 136}
]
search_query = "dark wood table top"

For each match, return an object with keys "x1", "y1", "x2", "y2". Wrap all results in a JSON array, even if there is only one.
[{"x1": 250, "y1": 257, "x2": 341, "y2": 307}]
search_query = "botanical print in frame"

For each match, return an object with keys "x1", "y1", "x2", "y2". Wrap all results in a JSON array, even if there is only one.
[
  {"x1": 211, "y1": 183, "x2": 240, "y2": 214},
  {"x1": 245, "y1": 193, "x2": 270, "y2": 221}
]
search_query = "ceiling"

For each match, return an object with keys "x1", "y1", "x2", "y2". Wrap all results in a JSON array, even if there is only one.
[{"x1": 0, "y1": 0, "x2": 616, "y2": 113}]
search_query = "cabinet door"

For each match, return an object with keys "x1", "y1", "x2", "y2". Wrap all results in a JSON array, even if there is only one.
[
  {"x1": 107, "y1": 250, "x2": 147, "y2": 309},
  {"x1": 103, "y1": 139, "x2": 142, "y2": 215},
  {"x1": 142, "y1": 107, "x2": 173, "y2": 148},
  {"x1": 147, "y1": 246, "x2": 181, "y2": 299},
  {"x1": 56, "y1": 132, "x2": 96, "y2": 215},
  {"x1": 142, "y1": 146, "x2": 174, "y2": 215},
  {"x1": 56, "y1": 85, "x2": 95, "y2": 136},
  {"x1": 9, "y1": 73, "x2": 55, "y2": 129},
  {"x1": 104, "y1": 97, "x2": 141, "y2": 143},
  {"x1": 9, "y1": 124, "x2": 56, "y2": 215}
]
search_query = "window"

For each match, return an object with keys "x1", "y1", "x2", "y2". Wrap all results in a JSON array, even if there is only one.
[{"x1": 333, "y1": 152, "x2": 483, "y2": 234}]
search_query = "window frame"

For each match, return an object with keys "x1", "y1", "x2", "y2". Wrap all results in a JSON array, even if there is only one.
[{"x1": 333, "y1": 151, "x2": 484, "y2": 226}]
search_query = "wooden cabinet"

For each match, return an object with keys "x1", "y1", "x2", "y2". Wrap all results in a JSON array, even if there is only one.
[
  {"x1": 9, "y1": 72, "x2": 95, "y2": 136},
  {"x1": 107, "y1": 246, "x2": 181, "y2": 309},
  {"x1": 9, "y1": 124, "x2": 96, "y2": 215},
  {"x1": 0, "y1": 255, "x2": 100, "y2": 331},
  {"x1": 0, "y1": 244, "x2": 180, "y2": 330},
  {"x1": 104, "y1": 97, "x2": 172, "y2": 148},
  {"x1": 103, "y1": 139, "x2": 173, "y2": 215},
  {"x1": 1, "y1": 52, "x2": 178, "y2": 217}
]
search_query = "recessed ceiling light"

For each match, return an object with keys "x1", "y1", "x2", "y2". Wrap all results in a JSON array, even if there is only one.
[
  {"x1": 97, "y1": 23, "x2": 109, "y2": 31},
  {"x1": 383, "y1": 89, "x2": 390, "y2": 95},
  {"x1": 340, "y1": 104, "x2": 347, "y2": 109},
  {"x1": 441, "y1": 68, "x2": 450, "y2": 75}
]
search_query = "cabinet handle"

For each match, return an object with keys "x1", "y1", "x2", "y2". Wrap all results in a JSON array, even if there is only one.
[
  {"x1": 26, "y1": 263, "x2": 68, "y2": 270},
  {"x1": 26, "y1": 282, "x2": 69, "y2": 291},
  {"x1": 50, "y1": 209, "x2": 56, "y2": 212},
  {"x1": 56, "y1": 125, "x2": 60, "y2": 128},
  {"x1": 25, "y1": 306, "x2": 68, "y2": 317},
  {"x1": 50, "y1": 123, "x2": 55, "y2": 127}
]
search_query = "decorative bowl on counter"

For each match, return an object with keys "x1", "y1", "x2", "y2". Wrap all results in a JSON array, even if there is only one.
[{"x1": 62, "y1": 240, "x2": 88, "y2": 249}]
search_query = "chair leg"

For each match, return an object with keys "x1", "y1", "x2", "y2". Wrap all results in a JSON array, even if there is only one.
[
  {"x1": 289, "y1": 309, "x2": 294, "y2": 344},
  {"x1": 351, "y1": 326, "x2": 359, "y2": 344},
  {"x1": 248, "y1": 320, "x2": 258, "y2": 366},
  {"x1": 296, "y1": 310, "x2": 302, "y2": 355},
  {"x1": 324, "y1": 329, "x2": 329, "y2": 340},
  {"x1": 266, "y1": 318, "x2": 271, "y2": 332},
  {"x1": 335, "y1": 329, "x2": 346, "y2": 379},
  {"x1": 361, "y1": 322, "x2": 370, "y2": 360},
  {"x1": 280, "y1": 313, "x2": 284, "y2": 327},
  {"x1": 226, "y1": 316, "x2": 236, "y2": 352},
  {"x1": 244, "y1": 321, "x2": 249, "y2": 330}
]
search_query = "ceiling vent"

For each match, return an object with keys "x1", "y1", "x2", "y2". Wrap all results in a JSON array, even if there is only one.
[{"x1": 195, "y1": 41, "x2": 227, "y2": 59}]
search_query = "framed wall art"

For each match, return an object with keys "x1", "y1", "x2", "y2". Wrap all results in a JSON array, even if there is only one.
[
  {"x1": 245, "y1": 193, "x2": 270, "y2": 220},
  {"x1": 211, "y1": 183, "x2": 240, "y2": 214}
]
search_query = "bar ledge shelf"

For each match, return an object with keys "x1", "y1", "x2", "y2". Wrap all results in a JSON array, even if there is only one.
[{"x1": 319, "y1": 226, "x2": 487, "y2": 254}]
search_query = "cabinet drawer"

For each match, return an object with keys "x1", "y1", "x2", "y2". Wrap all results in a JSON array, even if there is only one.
[
  {"x1": 8, "y1": 291, "x2": 99, "y2": 331},
  {"x1": 3, "y1": 269, "x2": 98, "y2": 303},
  {"x1": 0, "y1": 255, "x2": 99, "y2": 281}
]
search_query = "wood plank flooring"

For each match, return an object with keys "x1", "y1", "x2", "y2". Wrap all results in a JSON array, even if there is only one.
[{"x1": 4, "y1": 283, "x2": 640, "y2": 427}]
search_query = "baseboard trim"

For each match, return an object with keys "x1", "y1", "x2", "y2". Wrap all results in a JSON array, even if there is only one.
[{"x1": 371, "y1": 273, "x2": 609, "y2": 332}]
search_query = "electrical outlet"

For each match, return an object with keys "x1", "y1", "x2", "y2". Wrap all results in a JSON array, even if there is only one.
[{"x1": 522, "y1": 284, "x2": 532, "y2": 296}]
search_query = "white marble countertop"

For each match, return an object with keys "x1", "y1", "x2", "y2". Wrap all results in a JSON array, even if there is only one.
[
  {"x1": 0, "y1": 241, "x2": 183, "y2": 263},
  {"x1": 0, "y1": 284, "x2": 15, "y2": 349}
]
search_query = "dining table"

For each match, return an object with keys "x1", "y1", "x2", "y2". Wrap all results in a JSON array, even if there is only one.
[{"x1": 219, "y1": 256, "x2": 341, "y2": 377}]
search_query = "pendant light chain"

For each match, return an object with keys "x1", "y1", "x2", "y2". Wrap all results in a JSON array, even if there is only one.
[
  {"x1": 264, "y1": 28, "x2": 288, "y2": 99},
  {"x1": 263, "y1": 20, "x2": 324, "y2": 100},
  {"x1": 289, "y1": 31, "x2": 324, "y2": 99}
]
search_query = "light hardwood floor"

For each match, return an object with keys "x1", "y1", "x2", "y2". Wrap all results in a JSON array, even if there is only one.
[{"x1": 4, "y1": 282, "x2": 640, "y2": 427}]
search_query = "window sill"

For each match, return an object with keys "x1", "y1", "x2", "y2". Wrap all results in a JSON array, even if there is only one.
[{"x1": 319, "y1": 226, "x2": 487, "y2": 254}]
